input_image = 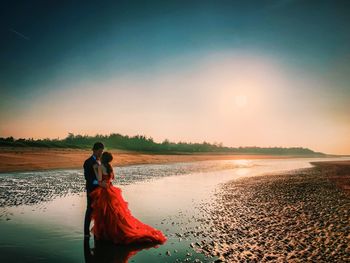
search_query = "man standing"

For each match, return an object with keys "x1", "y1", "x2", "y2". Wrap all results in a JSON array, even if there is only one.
[{"x1": 83, "y1": 142, "x2": 104, "y2": 237}]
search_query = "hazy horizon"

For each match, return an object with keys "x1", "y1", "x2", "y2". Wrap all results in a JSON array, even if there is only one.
[
  {"x1": 0, "y1": 128, "x2": 343, "y2": 155},
  {"x1": 1, "y1": 1, "x2": 349, "y2": 155}
]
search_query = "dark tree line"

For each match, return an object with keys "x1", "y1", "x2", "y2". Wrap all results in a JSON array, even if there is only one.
[{"x1": 0, "y1": 133, "x2": 325, "y2": 156}]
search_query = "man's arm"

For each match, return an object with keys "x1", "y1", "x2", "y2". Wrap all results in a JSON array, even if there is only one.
[{"x1": 83, "y1": 160, "x2": 90, "y2": 181}]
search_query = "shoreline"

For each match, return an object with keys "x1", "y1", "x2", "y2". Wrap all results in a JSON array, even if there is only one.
[
  {"x1": 192, "y1": 160, "x2": 350, "y2": 262},
  {"x1": 0, "y1": 147, "x2": 324, "y2": 173}
]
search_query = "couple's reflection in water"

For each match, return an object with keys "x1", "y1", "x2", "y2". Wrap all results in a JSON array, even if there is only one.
[{"x1": 84, "y1": 237, "x2": 162, "y2": 263}]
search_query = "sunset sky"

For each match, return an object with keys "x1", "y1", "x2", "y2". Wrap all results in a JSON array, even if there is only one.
[{"x1": 1, "y1": 1, "x2": 349, "y2": 154}]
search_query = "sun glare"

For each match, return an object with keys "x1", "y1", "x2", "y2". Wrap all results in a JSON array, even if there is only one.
[{"x1": 234, "y1": 95, "x2": 248, "y2": 107}]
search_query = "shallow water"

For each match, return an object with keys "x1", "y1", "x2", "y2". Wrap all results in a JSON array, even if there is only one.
[{"x1": 0, "y1": 157, "x2": 349, "y2": 262}]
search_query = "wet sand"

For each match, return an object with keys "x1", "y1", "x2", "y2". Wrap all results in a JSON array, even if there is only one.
[
  {"x1": 310, "y1": 161, "x2": 350, "y2": 195},
  {"x1": 193, "y1": 161, "x2": 350, "y2": 262},
  {"x1": 0, "y1": 147, "x2": 297, "y2": 173}
]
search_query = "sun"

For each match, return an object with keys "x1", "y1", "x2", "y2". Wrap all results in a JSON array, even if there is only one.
[{"x1": 234, "y1": 95, "x2": 248, "y2": 107}]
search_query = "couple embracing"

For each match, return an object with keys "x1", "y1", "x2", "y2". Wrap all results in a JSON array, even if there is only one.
[{"x1": 83, "y1": 142, "x2": 167, "y2": 245}]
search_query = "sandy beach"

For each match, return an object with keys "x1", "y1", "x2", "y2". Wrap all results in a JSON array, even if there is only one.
[
  {"x1": 0, "y1": 147, "x2": 300, "y2": 173},
  {"x1": 1, "y1": 157, "x2": 349, "y2": 262},
  {"x1": 310, "y1": 161, "x2": 350, "y2": 195},
  {"x1": 191, "y1": 161, "x2": 350, "y2": 262}
]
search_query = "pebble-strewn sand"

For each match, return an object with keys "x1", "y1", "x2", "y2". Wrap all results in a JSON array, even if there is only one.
[
  {"x1": 192, "y1": 164, "x2": 350, "y2": 262},
  {"x1": 0, "y1": 160, "x2": 253, "y2": 208},
  {"x1": 311, "y1": 161, "x2": 350, "y2": 195}
]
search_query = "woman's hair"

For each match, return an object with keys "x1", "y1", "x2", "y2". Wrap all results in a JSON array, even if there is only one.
[{"x1": 101, "y1": 151, "x2": 113, "y2": 174}]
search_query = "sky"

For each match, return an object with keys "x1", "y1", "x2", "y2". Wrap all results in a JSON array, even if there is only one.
[{"x1": 0, "y1": 0, "x2": 349, "y2": 154}]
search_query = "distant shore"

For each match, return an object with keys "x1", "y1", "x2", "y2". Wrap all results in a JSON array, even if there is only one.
[{"x1": 0, "y1": 147, "x2": 325, "y2": 173}]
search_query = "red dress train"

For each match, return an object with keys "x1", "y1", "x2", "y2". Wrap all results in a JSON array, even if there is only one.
[{"x1": 89, "y1": 172, "x2": 167, "y2": 245}]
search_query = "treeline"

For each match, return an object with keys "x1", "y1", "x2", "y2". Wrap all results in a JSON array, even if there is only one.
[{"x1": 0, "y1": 133, "x2": 325, "y2": 156}]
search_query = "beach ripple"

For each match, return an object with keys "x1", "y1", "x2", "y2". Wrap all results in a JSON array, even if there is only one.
[{"x1": 193, "y1": 167, "x2": 350, "y2": 262}]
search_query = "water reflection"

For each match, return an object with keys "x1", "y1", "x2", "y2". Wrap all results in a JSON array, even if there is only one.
[{"x1": 84, "y1": 237, "x2": 162, "y2": 263}]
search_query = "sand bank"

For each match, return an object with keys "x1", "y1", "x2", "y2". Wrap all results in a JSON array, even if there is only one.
[
  {"x1": 0, "y1": 147, "x2": 297, "y2": 173},
  {"x1": 192, "y1": 161, "x2": 350, "y2": 262}
]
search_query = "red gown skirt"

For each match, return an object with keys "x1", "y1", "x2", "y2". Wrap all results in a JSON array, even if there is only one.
[{"x1": 89, "y1": 174, "x2": 167, "y2": 245}]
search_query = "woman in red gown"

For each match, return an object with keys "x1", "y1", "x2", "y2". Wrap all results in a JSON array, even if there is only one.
[{"x1": 89, "y1": 152, "x2": 167, "y2": 245}]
